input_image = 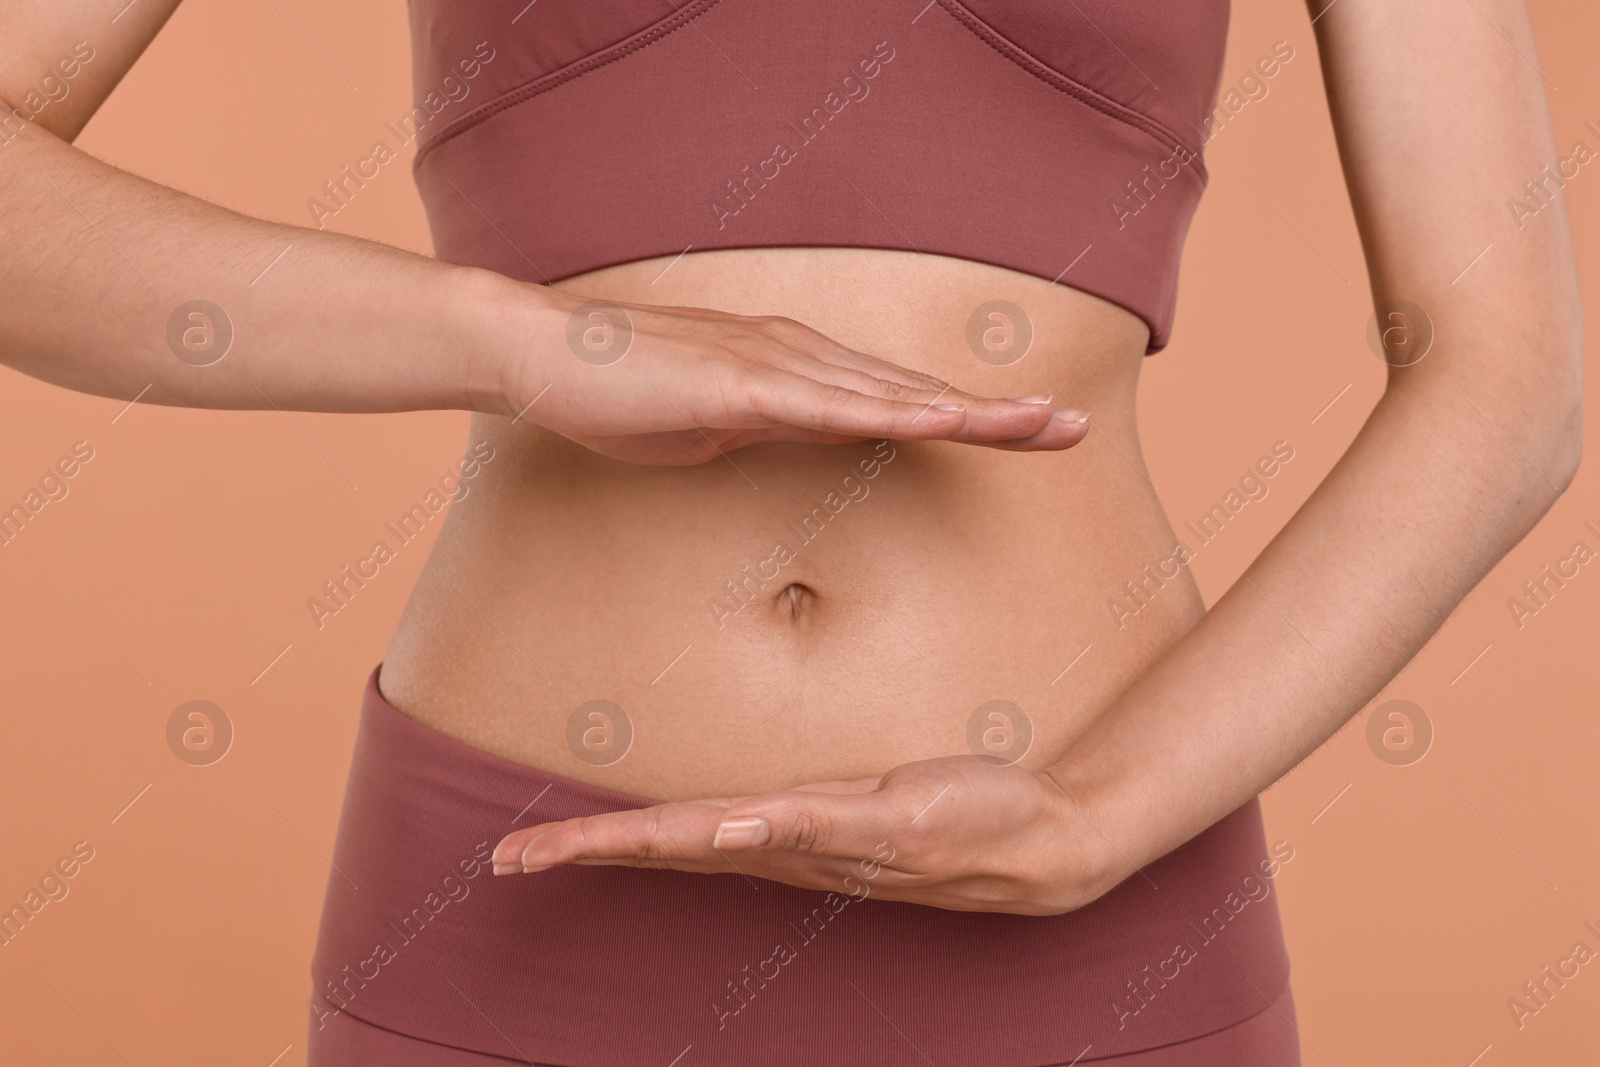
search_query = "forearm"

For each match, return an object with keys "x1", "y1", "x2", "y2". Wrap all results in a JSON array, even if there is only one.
[
  {"x1": 1051, "y1": 365, "x2": 1581, "y2": 875},
  {"x1": 0, "y1": 115, "x2": 532, "y2": 414},
  {"x1": 1042, "y1": 0, "x2": 1588, "y2": 891}
]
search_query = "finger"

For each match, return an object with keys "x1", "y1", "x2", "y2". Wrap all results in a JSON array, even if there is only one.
[
  {"x1": 969, "y1": 409, "x2": 1092, "y2": 451},
  {"x1": 747, "y1": 372, "x2": 1064, "y2": 444},
  {"x1": 773, "y1": 369, "x2": 1093, "y2": 447},
  {"x1": 799, "y1": 361, "x2": 1011, "y2": 414},
  {"x1": 716, "y1": 426, "x2": 880, "y2": 449},
  {"x1": 710, "y1": 785, "x2": 905, "y2": 857},
  {"x1": 729, "y1": 396, "x2": 1094, "y2": 454},
  {"x1": 781, "y1": 776, "x2": 883, "y2": 795},
  {"x1": 755, "y1": 320, "x2": 1079, "y2": 434},
  {"x1": 766, "y1": 346, "x2": 1049, "y2": 422},
  {"x1": 825, "y1": 350, "x2": 950, "y2": 393},
  {"x1": 751, "y1": 316, "x2": 954, "y2": 393},
  {"x1": 565, "y1": 426, "x2": 882, "y2": 465},
  {"x1": 925, "y1": 393, "x2": 1090, "y2": 445},
  {"x1": 626, "y1": 775, "x2": 880, "y2": 820},
  {"x1": 491, "y1": 804, "x2": 875, "y2": 890},
  {"x1": 743, "y1": 347, "x2": 970, "y2": 412},
  {"x1": 492, "y1": 802, "x2": 729, "y2": 874},
  {"x1": 732, "y1": 320, "x2": 1070, "y2": 426},
  {"x1": 493, "y1": 775, "x2": 883, "y2": 869}
]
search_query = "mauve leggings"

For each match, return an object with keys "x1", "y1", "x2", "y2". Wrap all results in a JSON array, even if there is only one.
[{"x1": 307, "y1": 666, "x2": 1301, "y2": 1066}]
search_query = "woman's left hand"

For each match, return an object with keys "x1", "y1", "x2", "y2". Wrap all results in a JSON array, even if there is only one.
[{"x1": 490, "y1": 756, "x2": 1124, "y2": 915}]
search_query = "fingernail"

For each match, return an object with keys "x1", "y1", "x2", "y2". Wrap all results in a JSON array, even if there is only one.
[
  {"x1": 1052, "y1": 408, "x2": 1090, "y2": 424},
  {"x1": 1009, "y1": 394, "x2": 1052, "y2": 404},
  {"x1": 713, "y1": 816, "x2": 770, "y2": 850},
  {"x1": 492, "y1": 863, "x2": 519, "y2": 876},
  {"x1": 521, "y1": 863, "x2": 552, "y2": 874},
  {"x1": 933, "y1": 403, "x2": 967, "y2": 413}
]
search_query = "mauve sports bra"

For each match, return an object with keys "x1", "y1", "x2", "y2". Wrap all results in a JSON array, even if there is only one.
[{"x1": 405, "y1": 0, "x2": 1230, "y2": 353}]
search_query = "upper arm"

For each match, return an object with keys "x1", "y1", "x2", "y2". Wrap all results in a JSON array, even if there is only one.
[
  {"x1": 0, "y1": 0, "x2": 183, "y2": 141},
  {"x1": 1308, "y1": 0, "x2": 1582, "y2": 402}
]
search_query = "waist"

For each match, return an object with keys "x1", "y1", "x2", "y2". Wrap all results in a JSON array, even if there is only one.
[{"x1": 380, "y1": 249, "x2": 1203, "y2": 797}]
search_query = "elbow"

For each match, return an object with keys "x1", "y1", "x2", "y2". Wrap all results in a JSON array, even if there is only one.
[
  {"x1": 1487, "y1": 319, "x2": 1584, "y2": 496},
  {"x1": 1546, "y1": 333, "x2": 1585, "y2": 495},
  {"x1": 1414, "y1": 337, "x2": 1586, "y2": 500},
  {"x1": 1548, "y1": 401, "x2": 1582, "y2": 495},
  {"x1": 1528, "y1": 357, "x2": 1584, "y2": 498}
]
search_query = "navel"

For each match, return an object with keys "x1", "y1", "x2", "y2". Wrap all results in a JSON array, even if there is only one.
[{"x1": 778, "y1": 582, "x2": 814, "y2": 620}]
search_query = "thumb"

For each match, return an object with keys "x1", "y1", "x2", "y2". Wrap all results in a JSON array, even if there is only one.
[{"x1": 711, "y1": 786, "x2": 892, "y2": 856}]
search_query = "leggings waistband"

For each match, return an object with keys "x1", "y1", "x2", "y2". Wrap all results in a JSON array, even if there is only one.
[{"x1": 307, "y1": 664, "x2": 1293, "y2": 1067}]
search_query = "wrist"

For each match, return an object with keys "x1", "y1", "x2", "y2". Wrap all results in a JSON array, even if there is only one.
[
  {"x1": 457, "y1": 266, "x2": 579, "y2": 420},
  {"x1": 1039, "y1": 752, "x2": 1142, "y2": 905}
]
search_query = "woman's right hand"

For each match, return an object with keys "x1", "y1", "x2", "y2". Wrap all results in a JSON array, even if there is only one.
[{"x1": 501, "y1": 287, "x2": 1091, "y2": 465}]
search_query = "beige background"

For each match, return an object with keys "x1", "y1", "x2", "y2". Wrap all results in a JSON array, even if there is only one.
[{"x1": 1, "y1": 0, "x2": 1596, "y2": 1062}]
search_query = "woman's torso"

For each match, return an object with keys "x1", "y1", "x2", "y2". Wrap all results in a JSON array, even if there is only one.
[
  {"x1": 379, "y1": 246, "x2": 1205, "y2": 799},
  {"x1": 380, "y1": 0, "x2": 1230, "y2": 797}
]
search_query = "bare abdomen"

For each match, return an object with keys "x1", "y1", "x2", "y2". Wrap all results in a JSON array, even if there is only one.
[{"x1": 379, "y1": 248, "x2": 1204, "y2": 799}]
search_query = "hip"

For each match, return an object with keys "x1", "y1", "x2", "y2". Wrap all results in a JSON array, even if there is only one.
[{"x1": 307, "y1": 667, "x2": 1297, "y2": 1066}]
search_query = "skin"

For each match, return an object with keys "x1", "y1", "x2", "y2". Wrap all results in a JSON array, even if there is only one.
[{"x1": 0, "y1": 0, "x2": 1583, "y2": 925}]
